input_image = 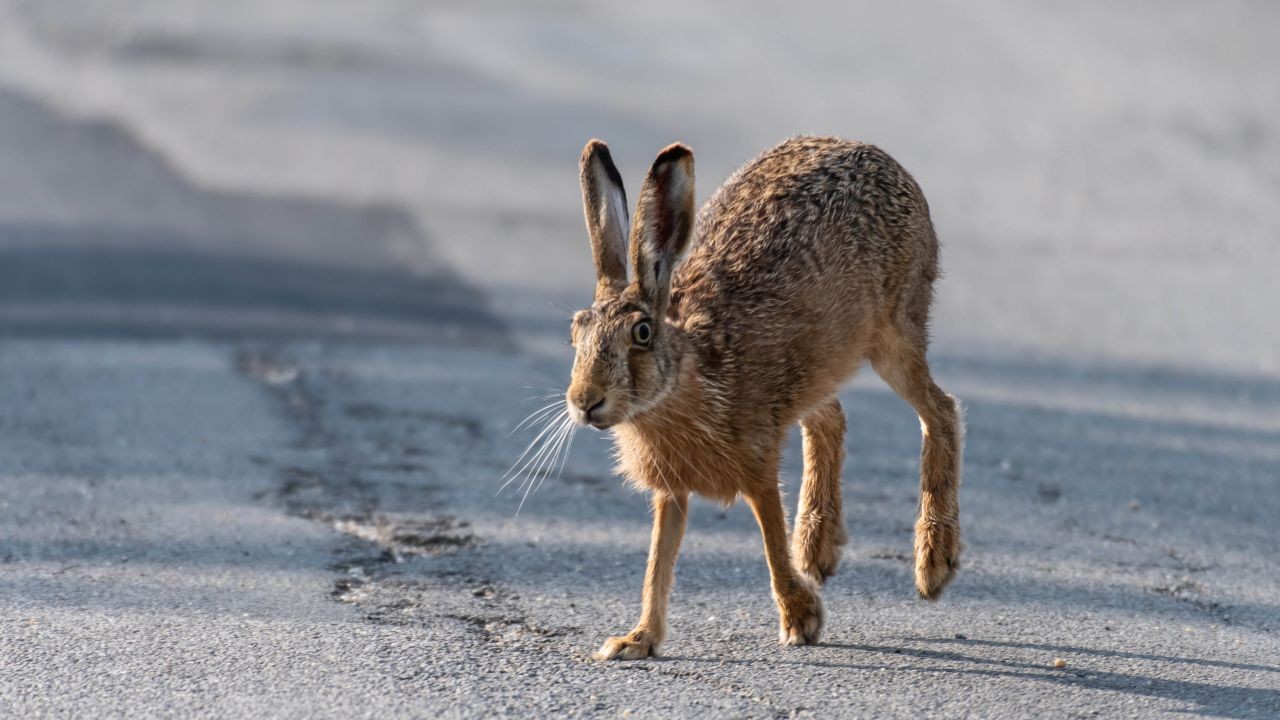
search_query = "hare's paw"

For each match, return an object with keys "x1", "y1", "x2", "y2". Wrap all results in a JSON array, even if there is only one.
[
  {"x1": 778, "y1": 576, "x2": 824, "y2": 646},
  {"x1": 914, "y1": 516, "x2": 961, "y2": 601},
  {"x1": 594, "y1": 630, "x2": 658, "y2": 660},
  {"x1": 792, "y1": 515, "x2": 848, "y2": 585}
]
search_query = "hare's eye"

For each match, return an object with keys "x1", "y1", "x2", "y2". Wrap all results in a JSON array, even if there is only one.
[{"x1": 631, "y1": 319, "x2": 653, "y2": 347}]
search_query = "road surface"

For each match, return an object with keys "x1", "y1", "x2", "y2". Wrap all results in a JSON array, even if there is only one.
[{"x1": 1, "y1": 2, "x2": 1278, "y2": 717}]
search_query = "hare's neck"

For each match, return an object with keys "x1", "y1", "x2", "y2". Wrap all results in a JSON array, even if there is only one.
[
  {"x1": 613, "y1": 354, "x2": 736, "y2": 500},
  {"x1": 629, "y1": 354, "x2": 727, "y2": 443}
]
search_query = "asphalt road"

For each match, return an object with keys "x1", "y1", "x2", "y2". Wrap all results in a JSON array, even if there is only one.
[{"x1": 1, "y1": 2, "x2": 1278, "y2": 718}]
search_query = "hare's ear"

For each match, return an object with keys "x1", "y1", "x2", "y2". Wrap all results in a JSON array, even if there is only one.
[
  {"x1": 580, "y1": 139, "x2": 629, "y2": 298},
  {"x1": 630, "y1": 143, "x2": 695, "y2": 316}
]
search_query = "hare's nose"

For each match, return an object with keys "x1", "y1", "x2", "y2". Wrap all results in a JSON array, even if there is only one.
[
  {"x1": 584, "y1": 399, "x2": 606, "y2": 422},
  {"x1": 569, "y1": 389, "x2": 605, "y2": 425}
]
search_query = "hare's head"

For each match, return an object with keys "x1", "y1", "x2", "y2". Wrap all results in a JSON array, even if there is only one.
[{"x1": 566, "y1": 140, "x2": 696, "y2": 429}]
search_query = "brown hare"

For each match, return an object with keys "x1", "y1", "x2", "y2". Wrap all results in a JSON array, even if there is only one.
[{"x1": 567, "y1": 136, "x2": 963, "y2": 660}]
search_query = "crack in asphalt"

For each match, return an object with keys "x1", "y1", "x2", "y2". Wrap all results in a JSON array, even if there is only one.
[{"x1": 236, "y1": 347, "x2": 581, "y2": 661}]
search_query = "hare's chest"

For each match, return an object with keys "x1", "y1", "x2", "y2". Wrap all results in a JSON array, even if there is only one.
[{"x1": 612, "y1": 430, "x2": 745, "y2": 505}]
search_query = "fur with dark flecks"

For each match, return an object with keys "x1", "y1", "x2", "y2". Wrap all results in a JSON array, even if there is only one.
[{"x1": 568, "y1": 136, "x2": 964, "y2": 661}]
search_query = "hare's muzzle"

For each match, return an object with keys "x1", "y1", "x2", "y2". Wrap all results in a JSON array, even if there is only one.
[{"x1": 568, "y1": 391, "x2": 611, "y2": 429}]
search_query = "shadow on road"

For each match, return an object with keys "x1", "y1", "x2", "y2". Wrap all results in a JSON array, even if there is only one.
[
  {"x1": 918, "y1": 636, "x2": 1280, "y2": 676},
  {"x1": 0, "y1": 86, "x2": 508, "y2": 347},
  {"x1": 659, "y1": 641, "x2": 1280, "y2": 720},
  {"x1": 0, "y1": 226, "x2": 507, "y2": 345}
]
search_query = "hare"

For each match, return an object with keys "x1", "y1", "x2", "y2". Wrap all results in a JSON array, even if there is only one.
[{"x1": 567, "y1": 136, "x2": 963, "y2": 660}]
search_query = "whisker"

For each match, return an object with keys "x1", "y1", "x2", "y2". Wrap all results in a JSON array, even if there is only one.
[
  {"x1": 517, "y1": 414, "x2": 573, "y2": 515},
  {"x1": 509, "y1": 401, "x2": 564, "y2": 436},
  {"x1": 499, "y1": 410, "x2": 567, "y2": 492},
  {"x1": 557, "y1": 425, "x2": 579, "y2": 483},
  {"x1": 515, "y1": 398, "x2": 562, "y2": 421},
  {"x1": 505, "y1": 417, "x2": 565, "y2": 494},
  {"x1": 518, "y1": 414, "x2": 566, "y2": 490},
  {"x1": 510, "y1": 409, "x2": 573, "y2": 496},
  {"x1": 526, "y1": 366, "x2": 571, "y2": 387},
  {"x1": 522, "y1": 392, "x2": 563, "y2": 403},
  {"x1": 505, "y1": 429, "x2": 563, "y2": 506},
  {"x1": 534, "y1": 418, "x2": 578, "y2": 498},
  {"x1": 522, "y1": 419, "x2": 569, "y2": 502}
]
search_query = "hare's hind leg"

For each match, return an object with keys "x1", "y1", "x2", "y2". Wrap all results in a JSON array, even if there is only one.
[
  {"x1": 871, "y1": 319, "x2": 964, "y2": 601},
  {"x1": 792, "y1": 398, "x2": 849, "y2": 585}
]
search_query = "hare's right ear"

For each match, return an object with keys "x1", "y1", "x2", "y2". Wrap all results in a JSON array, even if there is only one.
[
  {"x1": 630, "y1": 143, "x2": 694, "y2": 318},
  {"x1": 580, "y1": 139, "x2": 629, "y2": 298}
]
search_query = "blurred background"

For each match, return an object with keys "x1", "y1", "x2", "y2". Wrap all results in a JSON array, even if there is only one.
[
  {"x1": 3, "y1": 0, "x2": 1278, "y2": 369},
  {"x1": 2, "y1": 2, "x2": 1278, "y2": 717}
]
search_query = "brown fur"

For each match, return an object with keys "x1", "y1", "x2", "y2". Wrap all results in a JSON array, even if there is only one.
[{"x1": 569, "y1": 137, "x2": 963, "y2": 660}]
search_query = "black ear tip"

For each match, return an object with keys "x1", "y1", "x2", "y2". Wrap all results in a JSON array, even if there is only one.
[
  {"x1": 582, "y1": 139, "x2": 625, "y2": 193},
  {"x1": 583, "y1": 139, "x2": 615, "y2": 167},
  {"x1": 654, "y1": 142, "x2": 693, "y2": 166}
]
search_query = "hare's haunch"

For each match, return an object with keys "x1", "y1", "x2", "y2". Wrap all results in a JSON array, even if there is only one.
[{"x1": 567, "y1": 137, "x2": 963, "y2": 660}]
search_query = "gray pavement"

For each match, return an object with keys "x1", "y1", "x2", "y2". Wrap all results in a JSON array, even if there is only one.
[{"x1": 1, "y1": 2, "x2": 1278, "y2": 718}]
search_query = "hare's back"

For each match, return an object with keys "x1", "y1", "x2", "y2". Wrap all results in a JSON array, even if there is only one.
[{"x1": 673, "y1": 137, "x2": 936, "y2": 323}]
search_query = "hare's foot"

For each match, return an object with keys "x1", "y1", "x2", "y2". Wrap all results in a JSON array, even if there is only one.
[
  {"x1": 594, "y1": 629, "x2": 659, "y2": 660},
  {"x1": 792, "y1": 513, "x2": 848, "y2": 585},
  {"x1": 914, "y1": 515, "x2": 960, "y2": 601},
  {"x1": 778, "y1": 576, "x2": 824, "y2": 646}
]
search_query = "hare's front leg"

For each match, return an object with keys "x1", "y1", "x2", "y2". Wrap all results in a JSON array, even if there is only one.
[
  {"x1": 744, "y1": 485, "x2": 823, "y2": 645},
  {"x1": 792, "y1": 398, "x2": 848, "y2": 584},
  {"x1": 595, "y1": 491, "x2": 688, "y2": 660}
]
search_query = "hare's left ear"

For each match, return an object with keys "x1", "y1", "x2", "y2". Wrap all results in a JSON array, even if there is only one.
[
  {"x1": 630, "y1": 143, "x2": 695, "y2": 317},
  {"x1": 580, "y1": 139, "x2": 630, "y2": 299}
]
